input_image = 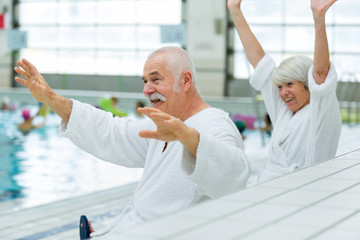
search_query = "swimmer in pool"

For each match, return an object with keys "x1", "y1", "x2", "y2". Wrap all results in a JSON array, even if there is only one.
[{"x1": 17, "y1": 104, "x2": 49, "y2": 134}]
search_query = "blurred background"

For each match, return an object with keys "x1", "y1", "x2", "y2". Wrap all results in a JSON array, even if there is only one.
[
  {"x1": 1, "y1": 0, "x2": 360, "y2": 210},
  {"x1": 0, "y1": 0, "x2": 359, "y2": 96}
]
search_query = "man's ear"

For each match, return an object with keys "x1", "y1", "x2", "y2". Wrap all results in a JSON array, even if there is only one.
[{"x1": 182, "y1": 71, "x2": 192, "y2": 91}]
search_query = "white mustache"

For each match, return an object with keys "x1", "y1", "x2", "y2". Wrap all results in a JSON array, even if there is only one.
[{"x1": 146, "y1": 93, "x2": 166, "y2": 102}]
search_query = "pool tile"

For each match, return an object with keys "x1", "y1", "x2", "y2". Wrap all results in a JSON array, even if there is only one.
[
  {"x1": 334, "y1": 211, "x2": 360, "y2": 231},
  {"x1": 336, "y1": 151, "x2": 360, "y2": 160},
  {"x1": 221, "y1": 186, "x2": 286, "y2": 202},
  {"x1": 313, "y1": 159, "x2": 360, "y2": 169},
  {"x1": 277, "y1": 206, "x2": 353, "y2": 228},
  {"x1": 1, "y1": 226, "x2": 20, "y2": 237},
  {"x1": 240, "y1": 224, "x2": 319, "y2": 240},
  {"x1": 171, "y1": 220, "x2": 258, "y2": 240},
  {"x1": 227, "y1": 203, "x2": 299, "y2": 223},
  {"x1": 300, "y1": 178, "x2": 358, "y2": 192},
  {"x1": 117, "y1": 215, "x2": 208, "y2": 239},
  {"x1": 329, "y1": 167, "x2": 360, "y2": 180},
  {"x1": 315, "y1": 192, "x2": 360, "y2": 210},
  {"x1": 175, "y1": 199, "x2": 250, "y2": 219},
  {"x1": 267, "y1": 189, "x2": 334, "y2": 206},
  {"x1": 257, "y1": 176, "x2": 317, "y2": 189},
  {"x1": 313, "y1": 228, "x2": 360, "y2": 240},
  {"x1": 289, "y1": 166, "x2": 341, "y2": 178}
]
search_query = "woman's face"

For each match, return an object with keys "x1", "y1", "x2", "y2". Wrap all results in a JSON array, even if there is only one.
[{"x1": 277, "y1": 81, "x2": 310, "y2": 114}]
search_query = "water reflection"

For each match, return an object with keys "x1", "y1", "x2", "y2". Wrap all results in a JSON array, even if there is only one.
[
  {"x1": 0, "y1": 108, "x2": 143, "y2": 210},
  {"x1": 0, "y1": 110, "x2": 25, "y2": 201},
  {"x1": 0, "y1": 138, "x2": 25, "y2": 200}
]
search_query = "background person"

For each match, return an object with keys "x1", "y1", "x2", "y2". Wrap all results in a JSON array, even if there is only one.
[
  {"x1": 98, "y1": 96, "x2": 128, "y2": 117},
  {"x1": 228, "y1": 0, "x2": 341, "y2": 184},
  {"x1": 127, "y1": 101, "x2": 147, "y2": 121},
  {"x1": 14, "y1": 46, "x2": 250, "y2": 238},
  {"x1": 1, "y1": 96, "x2": 10, "y2": 110},
  {"x1": 17, "y1": 104, "x2": 49, "y2": 134}
]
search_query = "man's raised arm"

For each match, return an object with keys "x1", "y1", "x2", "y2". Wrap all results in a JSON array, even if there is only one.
[{"x1": 14, "y1": 58, "x2": 72, "y2": 122}]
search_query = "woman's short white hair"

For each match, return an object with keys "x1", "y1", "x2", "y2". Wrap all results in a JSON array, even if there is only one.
[
  {"x1": 148, "y1": 46, "x2": 197, "y2": 92},
  {"x1": 272, "y1": 55, "x2": 313, "y2": 88}
]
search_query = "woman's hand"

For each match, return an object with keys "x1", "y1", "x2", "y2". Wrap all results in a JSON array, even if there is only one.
[{"x1": 311, "y1": 0, "x2": 337, "y2": 18}]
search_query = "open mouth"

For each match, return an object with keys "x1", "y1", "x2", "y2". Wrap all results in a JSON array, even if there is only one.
[
  {"x1": 150, "y1": 99, "x2": 161, "y2": 104},
  {"x1": 146, "y1": 93, "x2": 166, "y2": 105},
  {"x1": 285, "y1": 97, "x2": 295, "y2": 102}
]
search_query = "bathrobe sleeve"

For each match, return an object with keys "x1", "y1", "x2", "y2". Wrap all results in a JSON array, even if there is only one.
[
  {"x1": 59, "y1": 100, "x2": 150, "y2": 168},
  {"x1": 181, "y1": 109, "x2": 250, "y2": 199},
  {"x1": 249, "y1": 54, "x2": 285, "y2": 124},
  {"x1": 306, "y1": 62, "x2": 342, "y2": 166}
]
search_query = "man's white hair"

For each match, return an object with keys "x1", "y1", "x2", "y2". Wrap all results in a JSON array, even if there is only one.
[
  {"x1": 147, "y1": 46, "x2": 197, "y2": 92},
  {"x1": 272, "y1": 55, "x2": 313, "y2": 89}
]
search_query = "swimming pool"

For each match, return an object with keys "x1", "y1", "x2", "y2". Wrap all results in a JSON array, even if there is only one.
[
  {"x1": 1, "y1": 103, "x2": 359, "y2": 214},
  {"x1": 0, "y1": 106, "x2": 143, "y2": 210}
]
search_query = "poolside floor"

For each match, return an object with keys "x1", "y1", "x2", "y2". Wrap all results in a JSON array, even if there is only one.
[
  {"x1": 5, "y1": 148, "x2": 360, "y2": 240},
  {"x1": 0, "y1": 183, "x2": 137, "y2": 240},
  {"x1": 108, "y1": 149, "x2": 360, "y2": 240},
  {"x1": 2, "y1": 125, "x2": 360, "y2": 239}
]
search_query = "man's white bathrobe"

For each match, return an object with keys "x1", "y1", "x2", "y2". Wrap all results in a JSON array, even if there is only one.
[
  {"x1": 249, "y1": 54, "x2": 342, "y2": 185},
  {"x1": 59, "y1": 100, "x2": 250, "y2": 236}
]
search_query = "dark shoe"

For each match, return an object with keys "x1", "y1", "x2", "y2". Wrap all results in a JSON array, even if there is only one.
[{"x1": 79, "y1": 215, "x2": 90, "y2": 240}]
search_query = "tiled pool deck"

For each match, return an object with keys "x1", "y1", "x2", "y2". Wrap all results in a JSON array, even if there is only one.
[
  {"x1": 111, "y1": 149, "x2": 360, "y2": 240},
  {"x1": 2, "y1": 149, "x2": 360, "y2": 240},
  {"x1": 0, "y1": 183, "x2": 137, "y2": 240}
]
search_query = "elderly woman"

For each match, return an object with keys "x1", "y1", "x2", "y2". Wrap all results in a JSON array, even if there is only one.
[{"x1": 228, "y1": 0, "x2": 341, "y2": 184}]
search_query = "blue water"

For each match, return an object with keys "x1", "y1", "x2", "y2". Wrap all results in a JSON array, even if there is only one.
[
  {"x1": 2, "y1": 105, "x2": 357, "y2": 212},
  {"x1": 0, "y1": 109, "x2": 25, "y2": 201},
  {"x1": 0, "y1": 106, "x2": 142, "y2": 209}
]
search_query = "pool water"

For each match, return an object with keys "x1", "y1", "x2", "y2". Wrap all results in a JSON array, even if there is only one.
[
  {"x1": 0, "y1": 106, "x2": 143, "y2": 210},
  {"x1": 1, "y1": 105, "x2": 359, "y2": 212}
]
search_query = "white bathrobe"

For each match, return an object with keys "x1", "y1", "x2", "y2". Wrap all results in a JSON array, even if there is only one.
[
  {"x1": 59, "y1": 100, "x2": 250, "y2": 236},
  {"x1": 249, "y1": 54, "x2": 342, "y2": 185}
]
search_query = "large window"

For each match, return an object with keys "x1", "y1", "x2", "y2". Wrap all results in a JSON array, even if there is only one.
[
  {"x1": 233, "y1": 0, "x2": 360, "y2": 80},
  {"x1": 18, "y1": 0, "x2": 182, "y2": 76}
]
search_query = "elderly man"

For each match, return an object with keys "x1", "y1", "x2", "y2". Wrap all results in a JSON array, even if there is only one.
[{"x1": 14, "y1": 46, "x2": 250, "y2": 238}]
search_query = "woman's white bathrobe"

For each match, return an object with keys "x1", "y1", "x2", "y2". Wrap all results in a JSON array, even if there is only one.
[
  {"x1": 249, "y1": 54, "x2": 342, "y2": 185},
  {"x1": 59, "y1": 100, "x2": 250, "y2": 236}
]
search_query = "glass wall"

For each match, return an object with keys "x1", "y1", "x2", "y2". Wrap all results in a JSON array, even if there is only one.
[
  {"x1": 18, "y1": 0, "x2": 182, "y2": 76},
  {"x1": 233, "y1": 0, "x2": 360, "y2": 80},
  {"x1": 17, "y1": 0, "x2": 360, "y2": 84}
]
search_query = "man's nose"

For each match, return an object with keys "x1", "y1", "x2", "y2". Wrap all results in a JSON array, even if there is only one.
[{"x1": 143, "y1": 83, "x2": 155, "y2": 95}]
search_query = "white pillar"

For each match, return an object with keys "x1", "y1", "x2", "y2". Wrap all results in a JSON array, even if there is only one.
[{"x1": 186, "y1": 0, "x2": 227, "y2": 97}]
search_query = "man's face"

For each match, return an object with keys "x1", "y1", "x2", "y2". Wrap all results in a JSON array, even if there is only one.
[
  {"x1": 278, "y1": 81, "x2": 310, "y2": 114},
  {"x1": 142, "y1": 53, "x2": 182, "y2": 117}
]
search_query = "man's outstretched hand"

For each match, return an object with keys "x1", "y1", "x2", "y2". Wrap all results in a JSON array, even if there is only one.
[
  {"x1": 14, "y1": 58, "x2": 55, "y2": 105},
  {"x1": 138, "y1": 107, "x2": 199, "y2": 158},
  {"x1": 14, "y1": 58, "x2": 73, "y2": 122}
]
